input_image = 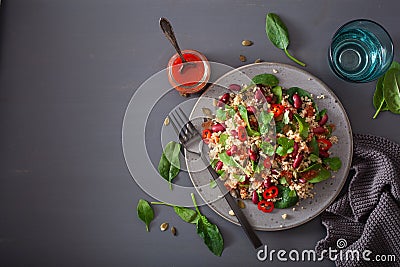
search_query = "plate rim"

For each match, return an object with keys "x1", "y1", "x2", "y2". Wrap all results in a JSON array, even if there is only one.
[{"x1": 187, "y1": 62, "x2": 353, "y2": 231}]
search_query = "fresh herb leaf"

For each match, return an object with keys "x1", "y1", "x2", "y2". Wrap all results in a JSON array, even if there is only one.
[
  {"x1": 209, "y1": 179, "x2": 217, "y2": 189},
  {"x1": 274, "y1": 185, "x2": 298, "y2": 208},
  {"x1": 238, "y1": 105, "x2": 260, "y2": 136},
  {"x1": 323, "y1": 157, "x2": 342, "y2": 171},
  {"x1": 293, "y1": 114, "x2": 309, "y2": 140},
  {"x1": 225, "y1": 105, "x2": 237, "y2": 118},
  {"x1": 271, "y1": 86, "x2": 283, "y2": 103},
  {"x1": 191, "y1": 193, "x2": 224, "y2": 257},
  {"x1": 251, "y1": 73, "x2": 279, "y2": 87},
  {"x1": 309, "y1": 136, "x2": 319, "y2": 155},
  {"x1": 266, "y1": 13, "x2": 306, "y2": 67},
  {"x1": 315, "y1": 109, "x2": 327, "y2": 122},
  {"x1": 258, "y1": 110, "x2": 274, "y2": 135},
  {"x1": 137, "y1": 199, "x2": 154, "y2": 232},
  {"x1": 276, "y1": 137, "x2": 294, "y2": 156},
  {"x1": 174, "y1": 206, "x2": 199, "y2": 224},
  {"x1": 279, "y1": 177, "x2": 287, "y2": 185},
  {"x1": 158, "y1": 141, "x2": 181, "y2": 190},
  {"x1": 233, "y1": 174, "x2": 246, "y2": 183},
  {"x1": 219, "y1": 133, "x2": 228, "y2": 146},
  {"x1": 308, "y1": 168, "x2": 331, "y2": 183},
  {"x1": 309, "y1": 153, "x2": 320, "y2": 162},
  {"x1": 219, "y1": 151, "x2": 250, "y2": 176},
  {"x1": 300, "y1": 163, "x2": 322, "y2": 173},
  {"x1": 275, "y1": 121, "x2": 284, "y2": 134},
  {"x1": 260, "y1": 141, "x2": 275, "y2": 156},
  {"x1": 216, "y1": 109, "x2": 226, "y2": 121}
]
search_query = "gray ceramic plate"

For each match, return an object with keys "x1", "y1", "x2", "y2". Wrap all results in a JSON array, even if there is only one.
[{"x1": 186, "y1": 62, "x2": 353, "y2": 231}]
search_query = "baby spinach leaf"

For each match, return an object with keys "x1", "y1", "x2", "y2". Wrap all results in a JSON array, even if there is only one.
[
  {"x1": 276, "y1": 137, "x2": 294, "y2": 156},
  {"x1": 219, "y1": 151, "x2": 250, "y2": 176},
  {"x1": 251, "y1": 73, "x2": 279, "y2": 87},
  {"x1": 271, "y1": 86, "x2": 283, "y2": 103},
  {"x1": 137, "y1": 199, "x2": 154, "y2": 232},
  {"x1": 315, "y1": 109, "x2": 327, "y2": 122},
  {"x1": 209, "y1": 179, "x2": 217, "y2": 189},
  {"x1": 216, "y1": 109, "x2": 226, "y2": 121},
  {"x1": 308, "y1": 168, "x2": 331, "y2": 183},
  {"x1": 383, "y1": 69, "x2": 400, "y2": 114},
  {"x1": 274, "y1": 185, "x2": 298, "y2": 209},
  {"x1": 158, "y1": 141, "x2": 181, "y2": 190},
  {"x1": 323, "y1": 157, "x2": 342, "y2": 171},
  {"x1": 260, "y1": 141, "x2": 275, "y2": 156},
  {"x1": 293, "y1": 114, "x2": 309, "y2": 140},
  {"x1": 258, "y1": 110, "x2": 274, "y2": 135},
  {"x1": 300, "y1": 163, "x2": 322, "y2": 173},
  {"x1": 275, "y1": 121, "x2": 284, "y2": 134},
  {"x1": 191, "y1": 193, "x2": 224, "y2": 257},
  {"x1": 309, "y1": 136, "x2": 319, "y2": 155},
  {"x1": 174, "y1": 206, "x2": 199, "y2": 224},
  {"x1": 219, "y1": 133, "x2": 228, "y2": 146},
  {"x1": 266, "y1": 13, "x2": 306, "y2": 67},
  {"x1": 309, "y1": 153, "x2": 320, "y2": 162},
  {"x1": 224, "y1": 105, "x2": 237, "y2": 118},
  {"x1": 238, "y1": 105, "x2": 260, "y2": 136}
]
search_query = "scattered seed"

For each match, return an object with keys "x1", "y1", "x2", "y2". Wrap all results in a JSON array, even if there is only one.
[
  {"x1": 202, "y1": 107, "x2": 212, "y2": 117},
  {"x1": 281, "y1": 214, "x2": 288, "y2": 220},
  {"x1": 242, "y1": 40, "x2": 253, "y2": 46},
  {"x1": 239, "y1": 55, "x2": 247, "y2": 62},
  {"x1": 292, "y1": 207, "x2": 296, "y2": 211},
  {"x1": 228, "y1": 210, "x2": 235, "y2": 216},
  {"x1": 308, "y1": 77, "x2": 312, "y2": 81},
  {"x1": 237, "y1": 200, "x2": 246, "y2": 209},
  {"x1": 164, "y1": 116, "x2": 170, "y2": 126},
  {"x1": 301, "y1": 206, "x2": 304, "y2": 210},
  {"x1": 179, "y1": 93, "x2": 189, "y2": 97},
  {"x1": 213, "y1": 99, "x2": 218, "y2": 106},
  {"x1": 160, "y1": 222, "x2": 169, "y2": 231},
  {"x1": 171, "y1": 226, "x2": 176, "y2": 236},
  {"x1": 272, "y1": 69, "x2": 279, "y2": 73},
  {"x1": 280, "y1": 225, "x2": 283, "y2": 228},
  {"x1": 255, "y1": 58, "x2": 262, "y2": 63}
]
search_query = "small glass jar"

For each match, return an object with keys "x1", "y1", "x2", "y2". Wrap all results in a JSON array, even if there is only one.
[{"x1": 167, "y1": 49, "x2": 210, "y2": 94}]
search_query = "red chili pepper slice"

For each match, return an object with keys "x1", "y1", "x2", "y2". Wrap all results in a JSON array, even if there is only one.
[
  {"x1": 270, "y1": 104, "x2": 284, "y2": 118},
  {"x1": 317, "y1": 138, "x2": 332, "y2": 151},
  {"x1": 263, "y1": 185, "x2": 279, "y2": 199},
  {"x1": 257, "y1": 200, "x2": 274, "y2": 213},
  {"x1": 237, "y1": 126, "x2": 247, "y2": 142},
  {"x1": 202, "y1": 129, "x2": 212, "y2": 144}
]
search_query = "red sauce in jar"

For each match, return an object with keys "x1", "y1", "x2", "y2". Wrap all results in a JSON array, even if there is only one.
[{"x1": 168, "y1": 50, "x2": 210, "y2": 94}]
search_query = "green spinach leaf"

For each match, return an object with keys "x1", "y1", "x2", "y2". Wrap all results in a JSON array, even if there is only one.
[
  {"x1": 251, "y1": 73, "x2": 279, "y2": 87},
  {"x1": 276, "y1": 137, "x2": 294, "y2": 156},
  {"x1": 323, "y1": 157, "x2": 342, "y2": 171},
  {"x1": 266, "y1": 13, "x2": 306, "y2": 67},
  {"x1": 309, "y1": 136, "x2": 319, "y2": 155},
  {"x1": 258, "y1": 110, "x2": 274, "y2": 135},
  {"x1": 293, "y1": 114, "x2": 309, "y2": 139},
  {"x1": 260, "y1": 141, "x2": 275, "y2": 156},
  {"x1": 174, "y1": 206, "x2": 199, "y2": 224},
  {"x1": 216, "y1": 109, "x2": 226, "y2": 121},
  {"x1": 137, "y1": 199, "x2": 154, "y2": 232},
  {"x1": 308, "y1": 168, "x2": 331, "y2": 183},
  {"x1": 271, "y1": 86, "x2": 283, "y2": 103},
  {"x1": 238, "y1": 105, "x2": 260, "y2": 136},
  {"x1": 219, "y1": 133, "x2": 228, "y2": 146},
  {"x1": 383, "y1": 69, "x2": 400, "y2": 114},
  {"x1": 158, "y1": 141, "x2": 181, "y2": 190},
  {"x1": 219, "y1": 151, "x2": 250, "y2": 176},
  {"x1": 274, "y1": 185, "x2": 299, "y2": 209}
]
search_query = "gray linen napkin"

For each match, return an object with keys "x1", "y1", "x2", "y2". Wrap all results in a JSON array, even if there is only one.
[{"x1": 315, "y1": 134, "x2": 400, "y2": 267}]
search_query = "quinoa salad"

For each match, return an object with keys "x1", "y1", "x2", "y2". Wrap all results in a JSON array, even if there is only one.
[{"x1": 201, "y1": 73, "x2": 342, "y2": 213}]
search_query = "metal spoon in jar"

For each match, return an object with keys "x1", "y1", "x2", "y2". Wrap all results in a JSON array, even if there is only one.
[{"x1": 160, "y1": 17, "x2": 196, "y2": 74}]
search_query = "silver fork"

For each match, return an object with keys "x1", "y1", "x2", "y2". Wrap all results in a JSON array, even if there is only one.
[{"x1": 169, "y1": 107, "x2": 263, "y2": 249}]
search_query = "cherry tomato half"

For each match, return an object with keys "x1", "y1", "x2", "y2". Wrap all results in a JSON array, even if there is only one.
[
  {"x1": 270, "y1": 104, "x2": 284, "y2": 118},
  {"x1": 237, "y1": 125, "x2": 247, "y2": 142},
  {"x1": 258, "y1": 200, "x2": 274, "y2": 213},
  {"x1": 263, "y1": 185, "x2": 279, "y2": 199},
  {"x1": 317, "y1": 138, "x2": 332, "y2": 151}
]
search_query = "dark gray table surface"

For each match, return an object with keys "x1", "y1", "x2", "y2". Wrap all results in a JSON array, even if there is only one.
[{"x1": 1, "y1": 1, "x2": 399, "y2": 266}]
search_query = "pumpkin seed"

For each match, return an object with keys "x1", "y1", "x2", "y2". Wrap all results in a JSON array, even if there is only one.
[
  {"x1": 237, "y1": 200, "x2": 246, "y2": 209},
  {"x1": 255, "y1": 58, "x2": 262, "y2": 63},
  {"x1": 202, "y1": 108, "x2": 212, "y2": 117},
  {"x1": 164, "y1": 116, "x2": 170, "y2": 126},
  {"x1": 179, "y1": 93, "x2": 189, "y2": 97},
  {"x1": 281, "y1": 213, "x2": 288, "y2": 220},
  {"x1": 171, "y1": 226, "x2": 176, "y2": 236},
  {"x1": 228, "y1": 210, "x2": 235, "y2": 216},
  {"x1": 160, "y1": 222, "x2": 169, "y2": 231},
  {"x1": 239, "y1": 55, "x2": 247, "y2": 62},
  {"x1": 242, "y1": 40, "x2": 253, "y2": 46}
]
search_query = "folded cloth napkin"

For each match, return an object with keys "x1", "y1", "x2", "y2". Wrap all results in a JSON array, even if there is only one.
[{"x1": 315, "y1": 134, "x2": 400, "y2": 267}]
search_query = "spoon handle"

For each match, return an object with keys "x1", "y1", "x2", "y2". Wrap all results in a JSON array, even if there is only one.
[{"x1": 159, "y1": 17, "x2": 186, "y2": 63}]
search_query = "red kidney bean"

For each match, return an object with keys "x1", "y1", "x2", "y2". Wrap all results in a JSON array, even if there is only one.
[
  {"x1": 215, "y1": 161, "x2": 223, "y2": 171},
  {"x1": 226, "y1": 145, "x2": 237, "y2": 156},
  {"x1": 319, "y1": 151, "x2": 329, "y2": 158},
  {"x1": 266, "y1": 95, "x2": 273, "y2": 103},
  {"x1": 293, "y1": 154, "x2": 304, "y2": 168},
  {"x1": 228, "y1": 84, "x2": 241, "y2": 91},
  {"x1": 271, "y1": 170, "x2": 279, "y2": 175},
  {"x1": 298, "y1": 178, "x2": 306, "y2": 184},
  {"x1": 255, "y1": 89, "x2": 265, "y2": 102},
  {"x1": 318, "y1": 114, "x2": 328, "y2": 126},
  {"x1": 313, "y1": 126, "x2": 326, "y2": 134},
  {"x1": 263, "y1": 177, "x2": 272, "y2": 188},
  {"x1": 220, "y1": 93, "x2": 230, "y2": 104},
  {"x1": 230, "y1": 130, "x2": 238, "y2": 137},
  {"x1": 248, "y1": 148, "x2": 258, "y2": 161},
  {"x1": 246, "y1": 106, "x2": 256, "y2": 114},
  {"x1": 293, "y1": 93, "x2": 302, "y2": 109},
  {"x1": 212, "y1": 123, "x2": 225, "y2": 133},
  {"x1": 252, "y1": 191, "x2": 259, "y2": 204}
]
